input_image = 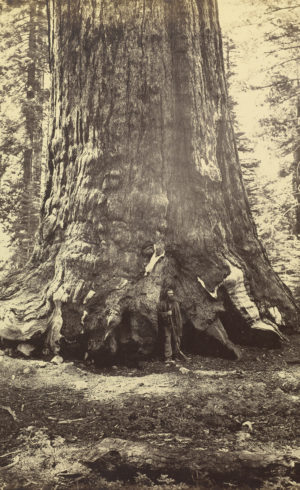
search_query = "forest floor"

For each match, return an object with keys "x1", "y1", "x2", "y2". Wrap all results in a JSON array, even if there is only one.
[{"x1": 0, "y1": 335, "x2": 300, "y2": 490}]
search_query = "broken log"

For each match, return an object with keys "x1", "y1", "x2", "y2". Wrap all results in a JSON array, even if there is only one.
[{"x1": 83, "y1": 437, "x2": 300, "y2": 486}]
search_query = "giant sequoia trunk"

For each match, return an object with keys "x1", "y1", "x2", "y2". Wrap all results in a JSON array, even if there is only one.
[
  {"x1": 0, "y1": 0, "x2": 298, "y2": 361},
  {"x1": 295, "y1": 97, "x2": 300, "y2": 236}
]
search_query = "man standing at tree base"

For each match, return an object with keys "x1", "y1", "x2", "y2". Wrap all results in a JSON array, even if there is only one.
[{"x1": 158, "y1": 288, "x2": 188, "y2": 364}]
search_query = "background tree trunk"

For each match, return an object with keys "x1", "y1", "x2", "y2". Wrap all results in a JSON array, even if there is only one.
[
  {"x1": 0, "y1": 0, "x2": 49, "y2": 267},
  {"x1": 295, "y1": 95, "x2": 300, "y2": 235},
  {"x1": 20, "y1": 0, "x2": 48, "y2": 259},
  {"x1": 0, "y1": 0, "x2": 298, "y2": 361}
]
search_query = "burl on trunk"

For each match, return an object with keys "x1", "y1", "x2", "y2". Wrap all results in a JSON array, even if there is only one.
[{"x1": 0, "y1": 0, "x2": 298, "y2": 362}]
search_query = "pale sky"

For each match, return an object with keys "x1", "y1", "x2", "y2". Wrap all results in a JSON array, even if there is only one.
[{"x1": 219, "y1": 0, "x2": 297, "y2": 179}]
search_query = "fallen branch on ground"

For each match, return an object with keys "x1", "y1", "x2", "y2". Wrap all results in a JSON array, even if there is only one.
[
  {"x1": 82, "y1": 437, "x2": 300, "y2": 486},
  {"x1": 0, "y1": 405, "x2": 18, "y2": 421},
  {"x1": 0, "y1": 450, "x2": 19, "y2": 459},
  {"x1": 58, "y1": 418, "x2": 84, "y2": 424},
  {"x1": 0, "y1": 456, "x2": 20, "y2": 470}
]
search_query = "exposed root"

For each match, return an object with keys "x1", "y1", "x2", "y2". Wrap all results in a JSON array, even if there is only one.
[
  {"x1": 0, "y1": 248, "x2": 293, "y2": 361},
  {"x1": 0, "y1": 294, "x2": 49, "y2": 342},
  {"x1": 251, "y1": 319, "x2": 287, "y2": 342},
  {"x1": 205, "y1": 320, "x2": 242, "y2": 359}
]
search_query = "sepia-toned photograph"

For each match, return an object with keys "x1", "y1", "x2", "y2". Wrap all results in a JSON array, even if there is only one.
[{"x1": 0, "y1": 0, "x2": 299, "y2": 488}]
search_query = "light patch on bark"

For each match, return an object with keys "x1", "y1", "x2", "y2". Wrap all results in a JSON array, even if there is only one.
[
  {"x1": 250, "y1": 319, "x2": 285, "y2": 340},
  {"x1": 198, "y1": 256, "x2": 286, "y2": 341},
  {"x1": 73, "y1": 280, "x2": 85, "y2": 303},
  {"x1": 268, "y1": 306, "x2": 284, "y2": 326},
  {"x1": 83, "y1": 289, "x2": 96, "y2": 304},
  {"x1": 81, "y1": 310, "x2": 88, "y2": 327},
  {"x1": 47, "y1": 285, "x2": 70, "y2": 351},
  {"x1": 144, "y1": 243, "x2": 165, "y2": 276},
  {"x1": 222, "y1": 258, "x2": 285, "y2": 339},
  {"x1": 197, "y1": 276, "x2": 221, "y2": 299},
  {"x1": 222, "y1": 258, "x2": 260, "y2": 322},
  {"x1": 194, "y1": 152, "x2": 222, "y2": 183}
]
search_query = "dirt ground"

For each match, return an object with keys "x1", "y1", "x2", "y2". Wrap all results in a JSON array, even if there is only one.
[{"x1": 0, "y1": 335, "x2": 300, "y2": 489}]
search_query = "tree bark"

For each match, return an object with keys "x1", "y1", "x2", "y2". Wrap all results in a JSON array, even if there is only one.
[
  {"x1": 295, "y1": 95, "x2": 300, "y2": 235},
  {"x1": 0, "y1": 0, "x2": 298, "y2": 361}
]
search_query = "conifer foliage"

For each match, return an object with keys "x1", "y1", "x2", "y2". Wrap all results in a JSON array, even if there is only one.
[
  {"x1": 0, "y1": 0, "x2": 49, "y2": 268},
  {"x1": 221, "y1": 0, "x2": 300, "y2": 304}
]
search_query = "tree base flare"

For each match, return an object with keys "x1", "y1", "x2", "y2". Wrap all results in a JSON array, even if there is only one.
[{"x1": 0, "y1": 250, "x2": 297, "y2": 364}]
